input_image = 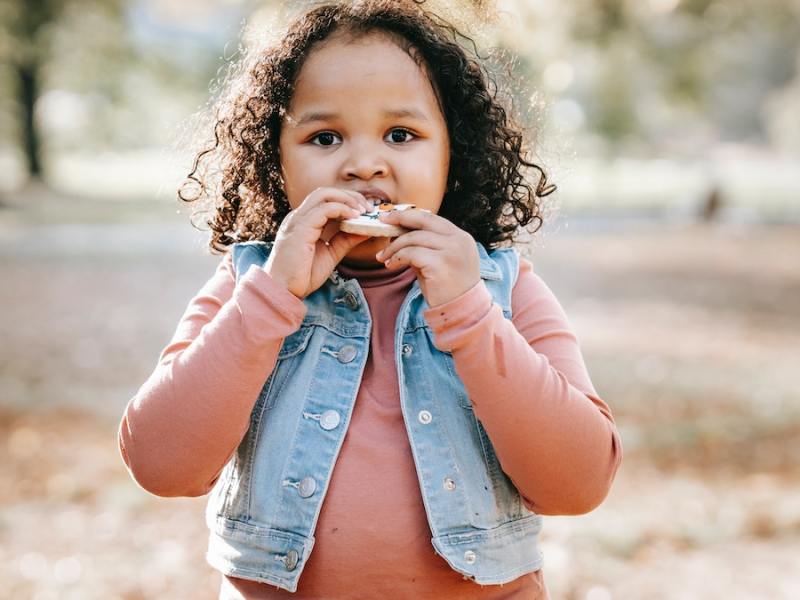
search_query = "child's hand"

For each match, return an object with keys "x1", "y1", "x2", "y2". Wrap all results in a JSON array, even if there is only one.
[
  {"x1": 374, "y1": 209, "x2": 481, "y2": 308},
  {"x1": 265, "y1": 188, "x2": 372, "y2": 299}
]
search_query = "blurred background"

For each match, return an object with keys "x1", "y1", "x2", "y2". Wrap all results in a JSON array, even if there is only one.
[{"x1": 0, "y1": 0, "x2": 798, "y2": 598}]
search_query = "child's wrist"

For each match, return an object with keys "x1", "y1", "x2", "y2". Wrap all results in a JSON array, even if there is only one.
[{"x1": 263, "y1": 261, "x2": 299, "y2": 298}]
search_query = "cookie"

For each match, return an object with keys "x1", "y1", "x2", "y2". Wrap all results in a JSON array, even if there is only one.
[{"x1": 338, "y1": 202, "x2": 428, "y2": 237}]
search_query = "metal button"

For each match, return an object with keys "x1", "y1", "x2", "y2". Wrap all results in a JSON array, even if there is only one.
[
  {"x1": 343, "y1": 291, "x2": 359, "y2": 310},
  {"x1": 284, "y1": 549, "x2": 299, "y2": 571},
  {"x1": 418, "y1": 410, "x2": 432, "y2": 424},
  {"x1": 464, "y1": 550, "x2": 477, "y2": 564},
  {"x1": 444, "y1": 477, "x2": 456, "y2": 491},
  {"x1": 337, "y1": 345, "x2": 357, "y2": 363},
  {"x1": 402, "y1": 344, "x2": 413, "y2": 357},
  {"x1": 298, "y1": 476, "x2": 317, "y2": 498},
  {"x1": 320, "y1": 410, "x2": 341, "y2": 430}
]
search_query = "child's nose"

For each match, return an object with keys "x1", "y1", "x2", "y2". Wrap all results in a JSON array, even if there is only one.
[
  {"x1": 344, "y1": 162, "x2": 387, "y2": 180},
  {"x1": 342, "y1": 145, "x2": 389, "y2": 180}
]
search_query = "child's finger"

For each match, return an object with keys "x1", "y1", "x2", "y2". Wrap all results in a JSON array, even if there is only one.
[
  {"x1": 303, "y1": 201, "x2": 363, "y2": 231},
  {"x1": 377, "y1": 208, "x2": 449, "y2": 233},
  {"x1": 382, "y1": 246, "x2": 437, "y2": 270},
  {"x1": 299, "y1": 187, "x2": 371, "y2": 214},
  {"x1": 325, "y1": 230, "x2": 370, "y2": 261},
  {"x1": 341, "y1": 190, "x2": 374, "y2": 212},
  {"x1": 375, "y1": 230, "x2": 443, "y2": 263}
]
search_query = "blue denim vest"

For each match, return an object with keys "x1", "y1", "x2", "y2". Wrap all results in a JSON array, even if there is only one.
[{"x1": 204, "y1": 240, "x2": 543, "y2": 592}]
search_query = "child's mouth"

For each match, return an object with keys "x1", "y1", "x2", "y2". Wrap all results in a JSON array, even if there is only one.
[{"x1": 354, "y1": 188, "x2": 393, "y2": 205}]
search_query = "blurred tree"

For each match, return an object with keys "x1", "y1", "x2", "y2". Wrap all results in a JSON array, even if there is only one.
[
  {"x1": 499, "y1": 0, "x2": 800, "y2": 155},
  {"x1": 763, "y1": 51, "x2": 800, "y2": 155},
  {"x1": 1, "y1": 0, "x2": 797, "y2": 195},
  {"x1": 0, "y1": 0, "x2": 127, "y2": 183},
  {"x1": 0, "y1": 0, "x2": 57, "y2": 179}
]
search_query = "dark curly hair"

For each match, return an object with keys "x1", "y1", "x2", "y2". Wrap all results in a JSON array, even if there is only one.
[{"x1": 179, "y1": 0, "x2": 556, "y2": 254}]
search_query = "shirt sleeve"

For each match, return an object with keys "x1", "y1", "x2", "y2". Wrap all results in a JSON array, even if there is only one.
[
  {"x1": 423, "y1": 256, "x2": 623, "y2": 515},
  {"x1": 117, "y1": 252, "x2": 307, "y2": 497}
]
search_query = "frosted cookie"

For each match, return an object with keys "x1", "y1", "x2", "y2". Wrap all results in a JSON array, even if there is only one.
[{"x1": 339, "y1": 202, "x2": 429, "y2": 237}]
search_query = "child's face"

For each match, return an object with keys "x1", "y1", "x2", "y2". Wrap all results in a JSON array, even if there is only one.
[{"x1": 279, "y1": 31, "x2": 450, "y2": 268}]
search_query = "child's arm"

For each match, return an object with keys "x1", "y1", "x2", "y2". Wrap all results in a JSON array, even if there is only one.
[
  {"x1": 423, "y1": 257, "x2": 622, "y2": 516},
  {"x1": 118, "y1": 252, "x2": 307, "y2": 497}
]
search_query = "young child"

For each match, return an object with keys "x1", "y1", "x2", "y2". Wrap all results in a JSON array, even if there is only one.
[{"x1": 118, "y1": 1, "x2": 622, "y2": 598}]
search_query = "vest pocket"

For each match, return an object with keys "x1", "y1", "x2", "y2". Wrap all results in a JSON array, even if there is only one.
[
  {"x1": 421, "y1": 326, "x2": 473, "y2": 409},
  {"x1": 253, "y1": 325, "x2": 314, "y2": 415},
  {"x1": 474, "y1": 416, "x2": 525, "y2": 521},
  {"x1": 216, "y1": 459, "x2": 237, "y2": 516},
  {"x1": 278, "y1": 323, "x2": 315, "y2": 358}
]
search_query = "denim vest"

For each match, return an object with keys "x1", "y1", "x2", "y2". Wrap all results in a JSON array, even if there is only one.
[{"x1": 204, "y1": 240, "x2": 544, "y2": 592}]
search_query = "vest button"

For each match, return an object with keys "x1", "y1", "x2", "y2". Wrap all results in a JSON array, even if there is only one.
[
  {"x1": 402, "y1": 344, "x2": 413, "y2": 357},
  {"x1": 298, "y1": 476, "x2": 317, "y2": 498},
  {"x1": 320, "y1": 410, "x2": 341, "y2": 430},
  {"x1": 464, "y1": 550, "x2": 477, "y2": 564},
  {"x1": 418, "y1": 410, "x2": 432, "y2": 424},
  {"x1": 343, "y1": 291, "x2": 359, "y2": 310},
  {"x1": 337, "y1": 345, "x2": 357, "y2": 363},
  {"x1": 284, "y1": 549, "x2": 299, "y2": 571},
  {"x1": 443, "y1": 477, "x2": 456, "y2": 491}
]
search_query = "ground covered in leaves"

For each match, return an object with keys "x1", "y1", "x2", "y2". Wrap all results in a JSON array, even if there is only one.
[{"x1": 1, "y1": 191, "x2": 798, "y2": 599}]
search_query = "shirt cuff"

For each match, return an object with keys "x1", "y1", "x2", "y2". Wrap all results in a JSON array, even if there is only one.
[
  {"x1": 423, "y1": 280, "x2": 493, "y2": 350},
  {"x1": 235, "y1": 263, "x2": 307, "y2": 331}
]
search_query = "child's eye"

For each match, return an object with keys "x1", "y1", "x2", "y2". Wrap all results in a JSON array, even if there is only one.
[
  {"x1": 385, "y1": 128, "x2": 415, "y2": 143},
  {"x1": 310, "y1": 132, "x2": 341, "y2": 147},
  {"x1": 308, "y1": 129, "x2": 415, "y2": 147}
]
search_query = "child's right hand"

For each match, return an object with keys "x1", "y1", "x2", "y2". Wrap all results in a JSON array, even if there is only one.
[{"x1": 264, "y1": 187, "x2": 373, "y2": 299}]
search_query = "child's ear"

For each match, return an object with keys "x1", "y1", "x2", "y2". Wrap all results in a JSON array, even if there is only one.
[
  {"x1": 277, "y1": 167, "x2": 286, "y2": 193},
  {"x1": 445, "y1": 170, "x2": 460, "y2": 193}
]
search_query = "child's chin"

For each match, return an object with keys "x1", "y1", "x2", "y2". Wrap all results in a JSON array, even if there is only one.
[
  {"x1": 353, "y1": 236, "x2": 391, "y2": 252},
  {"x1": 341, "y1": 242, "x2": 388, "y2": 268}
]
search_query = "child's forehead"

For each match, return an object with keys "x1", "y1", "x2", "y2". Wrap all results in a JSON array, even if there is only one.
[
  {"x1": 297, "y1": 30, "x2": 428, "y2": 83},
  {"x1": 286, "y1": 34, "x2": 440, "y2": 118}
]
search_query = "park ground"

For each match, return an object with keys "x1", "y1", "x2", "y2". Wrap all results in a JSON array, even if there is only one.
[{"x1": 1, "y1": 186, "x2": 799, "y2": 599}]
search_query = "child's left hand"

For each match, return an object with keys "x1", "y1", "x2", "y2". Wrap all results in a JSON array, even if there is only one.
[{"x1": 374, "y1": 209, "x2": 480, "y2": 308}]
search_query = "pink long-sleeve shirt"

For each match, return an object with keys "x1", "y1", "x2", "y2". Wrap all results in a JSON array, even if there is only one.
[{"x1": 118, "y1": 250, "x2": 622, "y2": 599}]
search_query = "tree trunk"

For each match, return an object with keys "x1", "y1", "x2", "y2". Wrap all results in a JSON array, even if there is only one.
[{"x1": 17, "y1": 60, "x2": 43, "y2": 179}]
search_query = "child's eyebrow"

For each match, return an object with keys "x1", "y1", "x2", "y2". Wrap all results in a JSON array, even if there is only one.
[{"x1": 291, "y1": 107, "x2": 430, "y2": 127}]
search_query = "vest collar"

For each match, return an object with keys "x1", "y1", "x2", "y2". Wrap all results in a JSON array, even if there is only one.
[
  {"x1": 476, "y1": 242, "x2": 502, "y2": 281},
  {"x1": 327, "y1": 240, "x2": 502, "y2": 285}
]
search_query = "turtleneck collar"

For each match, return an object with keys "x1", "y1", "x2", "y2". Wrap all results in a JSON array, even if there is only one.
[{"x1": 335, "y1": 260, "x2": 417, "y2": 289}]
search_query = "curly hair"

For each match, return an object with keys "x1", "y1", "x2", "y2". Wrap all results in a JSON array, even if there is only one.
[{"x1": 179, "y1": 0, "x2": 556, "y2": 254}]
